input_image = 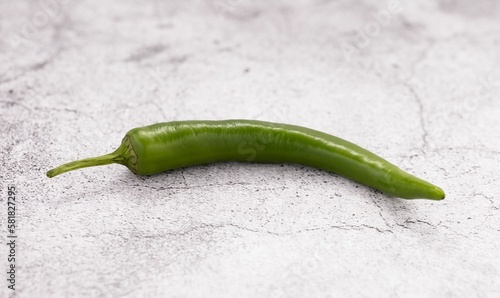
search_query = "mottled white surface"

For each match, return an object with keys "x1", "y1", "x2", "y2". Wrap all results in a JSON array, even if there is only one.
[{"x1": 1, "y1": 0, "x2": 500, "y2": 297}]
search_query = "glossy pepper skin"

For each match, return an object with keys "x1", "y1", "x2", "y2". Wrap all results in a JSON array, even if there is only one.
[{"x1": 46, "y1": 120, "x2": 445, "y2": 200}]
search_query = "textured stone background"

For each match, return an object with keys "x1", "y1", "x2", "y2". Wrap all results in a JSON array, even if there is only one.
[{"x1": 1, "y1": 0, "x2": 499, "y2": 297}]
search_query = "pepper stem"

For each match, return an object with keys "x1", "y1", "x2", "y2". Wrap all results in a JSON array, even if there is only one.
[{"x1": 46, "y1": 149, "x2": 125, "y2": 178}]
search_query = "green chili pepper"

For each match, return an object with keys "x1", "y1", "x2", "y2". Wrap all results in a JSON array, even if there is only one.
[{"x1": 46, "y1": 120, "x2": 445, "y2": 200}]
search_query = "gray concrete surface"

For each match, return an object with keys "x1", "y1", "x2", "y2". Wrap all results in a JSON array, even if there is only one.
[{"x1": 1, "y1": 0, "x2": 500, "y2": 297}]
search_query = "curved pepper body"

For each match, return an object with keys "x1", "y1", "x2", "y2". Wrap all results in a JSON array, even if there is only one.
[{"x1": 47, "y1": 120, "x2": 445, "y2": 200}]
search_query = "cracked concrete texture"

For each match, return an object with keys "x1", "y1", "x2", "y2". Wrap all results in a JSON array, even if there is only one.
[{"x1": 1, "y1": 0, "x2": 499, "y2": 297}]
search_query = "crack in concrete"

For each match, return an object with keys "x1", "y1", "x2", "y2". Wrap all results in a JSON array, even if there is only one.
[
  {"x1": 395, "y1": 223, "x2": 410, "y2": 230},
  {"x1": 396, "y1": 218, "x2": 470, "y2": 239},
  {"x1": 406, "y1": 84, "x2": 429, "y2": 150},
  {"x1": 395, "y1": 218, "x2": 437, "y2": 233},
  {"x1": 371, "y1": 198, "x2": 393, "y2": 229},
  {"x1": 33, "y1": 106, "x2": 79, "y2": 114},
  {"x1": 88, "y1": 220, "x2": 397, "y2": 241},
  {"x1": 91, "y1": 222, "x2": 282, "y2": 239},
  {"x1": 397, "y1": 39, "x2": 437, "y2": 152},
  {"x1": 124, "y1": 44, "x2": 169, "y2": 63},
  {"x1": 179, "y1": 171, "x2": 189, "y2": 189},
  {"x1": 296, "y1": 224, "x2": 393, "y2": 234},
  {"x1": 404, "y1": 219, "x2": 433, "y2": 226},
  {"x1": 474, "y1": 192, "x2": 498, "y2": 210},
  {"x1": 439, "y1": 225, "x2": 470, "y2": 239}
]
